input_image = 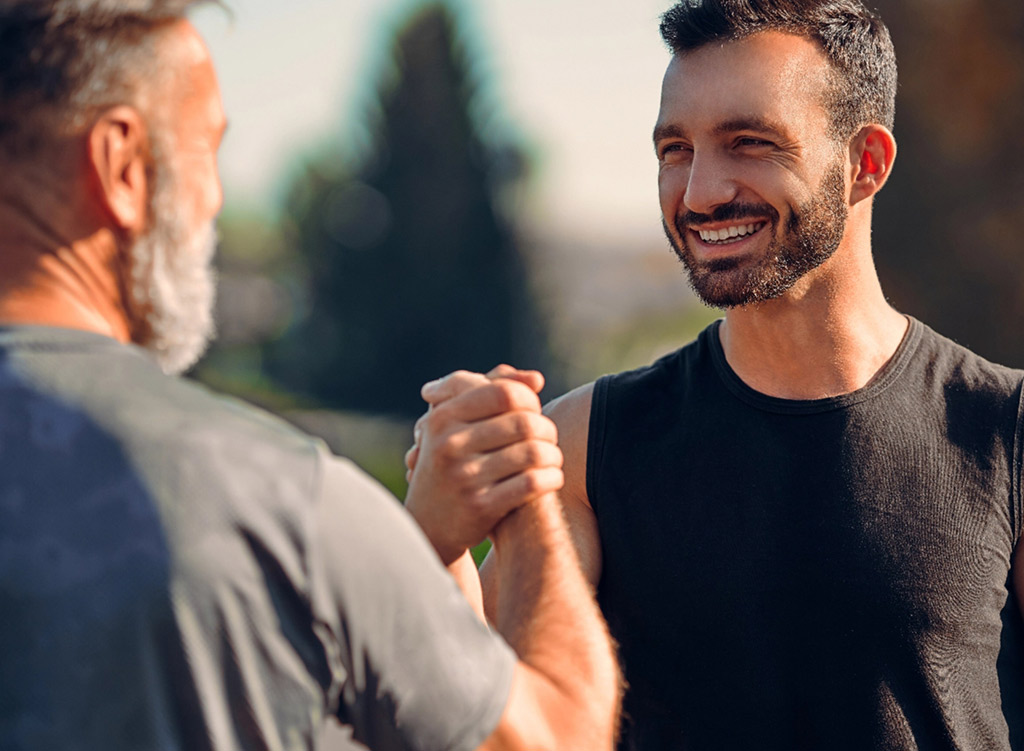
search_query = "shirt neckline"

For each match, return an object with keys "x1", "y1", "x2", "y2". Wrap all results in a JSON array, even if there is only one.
[{"x1": 706, "y1": 315, "x2": 923, "y2": 414}]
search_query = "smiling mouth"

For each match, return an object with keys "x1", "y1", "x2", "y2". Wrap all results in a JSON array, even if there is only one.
[{"x1": 694, "y1": 221, "x2": 767, "y2": 245}]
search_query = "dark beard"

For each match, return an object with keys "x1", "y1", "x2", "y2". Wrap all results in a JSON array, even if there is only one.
[{"x1": 665, "y1": 163, "x2": 849, "y2": 309}]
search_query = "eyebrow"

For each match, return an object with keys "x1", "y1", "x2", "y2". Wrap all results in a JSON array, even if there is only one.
[
  {"x1": 652, "y1": 123, "x2": 685, "y2": 145},
  {"x1": 712, "y1": 116, "x2": 789, "y2": 140}
]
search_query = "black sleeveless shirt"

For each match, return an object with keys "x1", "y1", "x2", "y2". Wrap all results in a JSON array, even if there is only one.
[{"x1": 588, "y1": 318, "x2": 1024, "y2": 750}]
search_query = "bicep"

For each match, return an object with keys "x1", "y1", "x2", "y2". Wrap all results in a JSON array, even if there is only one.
[{"x1": 546, "y1": 381, "x2": 602, "y2": 588}]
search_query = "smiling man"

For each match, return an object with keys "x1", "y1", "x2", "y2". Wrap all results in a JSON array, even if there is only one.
[{"x1": 419, "y1": 0, "x2": 1024, "y2": 748}]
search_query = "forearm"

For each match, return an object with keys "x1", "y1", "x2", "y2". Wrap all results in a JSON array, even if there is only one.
[
  {"x1": 447, "y1": 549, "x2": 485, "y2": 621},
  {"x1": 487, "y1": 494, "x2": 620, "y2": 748}
]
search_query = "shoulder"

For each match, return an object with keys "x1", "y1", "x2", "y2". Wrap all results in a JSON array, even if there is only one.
[
  {"x1": 913, "y1": 319, "x2": 1024, "y2": 397},
  {"x1": 16, "y1": 335, "x2": 331, "y2": 525},
  {"x1": 544, "y1": 383, "x2": 595, "y2": 508}
]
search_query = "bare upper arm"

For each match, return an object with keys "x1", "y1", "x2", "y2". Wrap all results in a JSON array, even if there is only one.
[{"x1": 544, "y1": 382, "x2": 602, "y2": 588}]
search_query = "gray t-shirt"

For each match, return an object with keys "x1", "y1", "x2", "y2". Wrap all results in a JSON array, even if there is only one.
[{"x1": 0, "y1": 326, "x2": 515, "y2": 751}]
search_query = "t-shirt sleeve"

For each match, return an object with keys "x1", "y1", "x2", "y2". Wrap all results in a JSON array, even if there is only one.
[{"x1": 306, "y1": 451, "x2": 516, "y2": 751}]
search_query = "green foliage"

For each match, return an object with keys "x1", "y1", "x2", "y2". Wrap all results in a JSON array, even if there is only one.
[
  {"x1": 470, "y1": 540, "x2": 492, "y2": 567},
  {"x1": 265, "y1": 2, "x2": 551, "y2": 417}
]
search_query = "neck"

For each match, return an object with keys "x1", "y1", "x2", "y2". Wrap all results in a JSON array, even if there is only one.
[
  {"x1": 718, "y1": 234, "x2": 908, "y2": 400},
  {"x1": 0, "y1": 197, "x2": 133, "y2": 343}
]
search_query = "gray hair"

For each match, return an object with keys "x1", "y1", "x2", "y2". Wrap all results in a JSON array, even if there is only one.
[{"x1": 0, "y1": 0, "x2": 223, "y2": 158}]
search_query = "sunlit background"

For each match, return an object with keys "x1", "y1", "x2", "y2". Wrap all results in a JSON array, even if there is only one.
[{"x1": 188, "y1": 0, "x2": 1024, "y2": 502}]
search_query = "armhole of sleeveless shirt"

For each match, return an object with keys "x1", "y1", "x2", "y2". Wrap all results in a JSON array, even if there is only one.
[
  {"x1": 1013, "y1": 380, "x2": 1024, "y2": 544},
  {"x1": 586, "y1": 375, "x2": 612, "y2": 521}
]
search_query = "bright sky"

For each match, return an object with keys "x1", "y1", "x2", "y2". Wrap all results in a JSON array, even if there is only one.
[{"x1": 193, "y1": 0, "x2": 675, "y2": 249}]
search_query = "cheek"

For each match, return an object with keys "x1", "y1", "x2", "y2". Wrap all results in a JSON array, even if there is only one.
[
  {"x1": 182, "y1": 154, "x2": 222, "y2": 221},
  {"x1": 658, "y1": 165, "x2": 689, "y2": 216}
]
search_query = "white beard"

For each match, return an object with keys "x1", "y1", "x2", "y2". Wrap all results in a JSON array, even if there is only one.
[{"x1": 127, "y1": 163, "x2": 218, "y2": 376}]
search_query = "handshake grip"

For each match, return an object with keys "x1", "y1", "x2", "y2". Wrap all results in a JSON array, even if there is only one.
[{"x1": 403, "y1": 366, "x2": 564, "y2": 566}]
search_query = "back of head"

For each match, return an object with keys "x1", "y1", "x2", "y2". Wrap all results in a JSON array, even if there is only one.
[
  {"x1": 659, "y1": 0, "x2": 897, "y2": 141},
  {"x1": 0, "y1": 0, "x2": 217, "y2": 162}
]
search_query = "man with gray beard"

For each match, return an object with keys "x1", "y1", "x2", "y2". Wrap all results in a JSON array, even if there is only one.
[{"x1": 0, "y1": 2, "x2": 618, "y2": 750}]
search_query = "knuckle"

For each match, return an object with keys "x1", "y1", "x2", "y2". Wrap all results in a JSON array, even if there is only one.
[
  {"x1": 539, "y1": 414, "x2": 559, "y2": 443},
  {"x1": 426, "y1": 404, "x2": 454, "y2": 433},
  {"x1": 520, "y1": 469, "x2": 545, "y2": 496},
  {"x1": 435, "y1": 433, "x2": 464, "y2": 461},
  {"x1": 489, "y1": 363, "x2": 515, "y2": 378},
  {"x1": 523, "y1": 439, "x2": 547, "y2": 465},
  {"x1": 491, "y1": 381, "x2": 518, "y2": 412},
  {"x1": 467, "y1": 489, "x2": 493, "y2": 516},
  {"x1": 454, "y1": 460, "x2": 480, "y2": 484},
  {"x1": 523, "y1": 467, "x2": 563, "y2": 496},
  {"x1": 510, "y1": 411, "x2": 535, "y2": 440}
]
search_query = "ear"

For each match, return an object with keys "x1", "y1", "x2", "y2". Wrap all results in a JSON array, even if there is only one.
[
  {"x1": 849, "y1": 124, "x2": 896, "y2": 206},
  {"x1": 87, "y1": 106, "x2": 150, "y2": 233}
]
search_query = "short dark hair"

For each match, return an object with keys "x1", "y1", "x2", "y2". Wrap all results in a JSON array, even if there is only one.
[
  {"x1": 0, "y1": 0, "x2": 221, "y2": 158},
  {"x1": 659, "y1": 0, "x2": 897, "y2": 141}
]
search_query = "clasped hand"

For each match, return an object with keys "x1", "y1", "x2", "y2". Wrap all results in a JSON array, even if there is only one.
[{"x1": 404, "y1": 365, "x2": 564, "y2": 565}]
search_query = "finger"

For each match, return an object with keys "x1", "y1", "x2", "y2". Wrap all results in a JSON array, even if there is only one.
[
  {"x1": 421, "y1": 370, "x2": 489, "y2": 404},
  {"x1": 486, "y1": 364, "x2": 545, "y2": 394},
  {"x1": 405, "y1": 443, "x2": 420, "y2": 472},
  {"x1": 470, "y1": 439, "x2": 564, "y2": 488},
  {"x1": 441, "y1": 411, "x2": 558, "y2": 457},
  {"x1": 480, "y1": 469, "x2": 566, "y2": 524},
  {"x1": 427, "y1": 379, "x2": 542, "y2": 425}
]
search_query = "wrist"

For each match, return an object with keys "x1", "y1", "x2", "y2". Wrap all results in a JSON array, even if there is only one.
[{"x1": 405, "y1": 497, "x2": 467, "y2": 567}]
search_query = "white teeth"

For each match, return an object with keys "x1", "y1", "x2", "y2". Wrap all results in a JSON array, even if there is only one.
[{"x1": 697, "y1": 222, "x2": 762, "y2": 243}]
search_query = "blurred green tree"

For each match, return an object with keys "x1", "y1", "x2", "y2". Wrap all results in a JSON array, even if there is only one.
[{"x1": 266, "y1": 1, "x2": 550, "y2": 417}]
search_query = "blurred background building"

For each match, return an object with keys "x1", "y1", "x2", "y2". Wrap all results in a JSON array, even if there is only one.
[{"x1": 191, "y1": 0, "x2": 1024, "y2": 499}]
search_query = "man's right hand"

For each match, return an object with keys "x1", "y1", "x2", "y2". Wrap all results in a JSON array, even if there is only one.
[{"x1": 403, "y1": 367, "x2": 564, "y2": 566}]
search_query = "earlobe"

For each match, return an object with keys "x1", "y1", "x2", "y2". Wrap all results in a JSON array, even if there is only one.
[
  {"x1": 88, "y1": 106, "x2": 150, "y2": 233},
  {"x1": 849, "y1": 124, "x2": 896, "y2": 205}
]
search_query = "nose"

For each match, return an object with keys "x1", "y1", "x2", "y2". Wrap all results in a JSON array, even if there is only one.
[{"x1": 683, "y1": 151, "x2": 738, "y2": 216}]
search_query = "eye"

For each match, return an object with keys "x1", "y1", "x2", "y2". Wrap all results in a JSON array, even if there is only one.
[
  {"x1": 735, "y1": 136, "x2": 773, "y2": 148},
  {"x1": 658, "y1": 142, "x2": 693, "y2": 161}
]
